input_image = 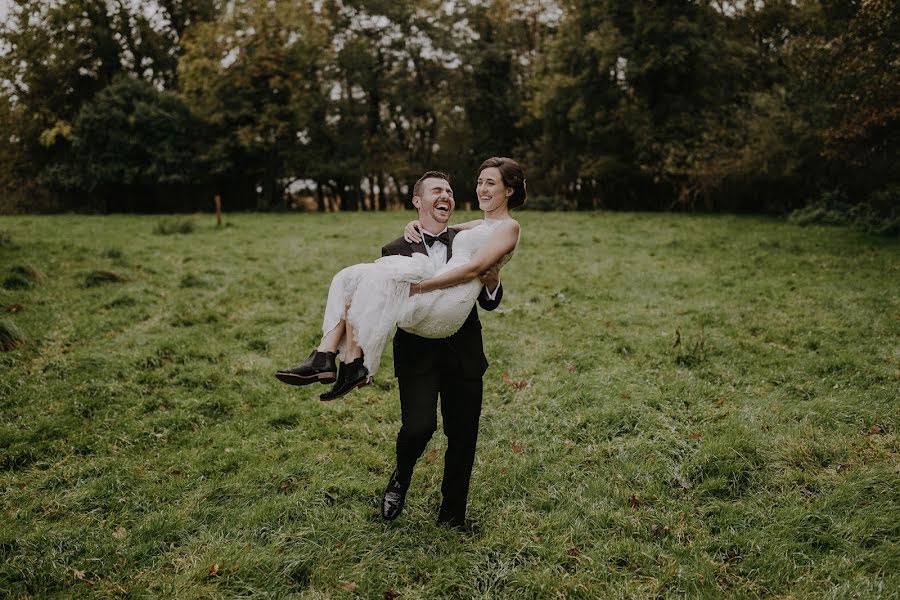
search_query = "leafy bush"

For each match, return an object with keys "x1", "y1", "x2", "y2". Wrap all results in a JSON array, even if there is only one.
[
  {"x1": 860, "y1": 186, "x2": 900, "y2": 236},
  {"x1": 523, "y1": 195, "x2": 578, "y2": 211},
  {"x1": 154, "y1": 218, "x2": 195, "y2": 235},
  {"x1": 0, "y1": 319, "x2": 27, "y2": 351},
  {"x1": 789, "y1": 188, "x2": 900, "y2": 236}
]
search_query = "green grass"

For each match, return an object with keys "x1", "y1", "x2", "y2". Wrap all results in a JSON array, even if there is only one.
[{"x1": 1, "y1": 212, "x2": 898, "y2": 598}]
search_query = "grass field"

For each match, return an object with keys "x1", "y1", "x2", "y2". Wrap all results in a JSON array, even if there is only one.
[{"x1": 1, "y1": 211, "x2": 898, "y2": 599}]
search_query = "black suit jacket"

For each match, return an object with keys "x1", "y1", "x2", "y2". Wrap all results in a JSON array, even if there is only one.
[{"x1": 381, "y1": 228, "x2": 503, "y2": 379}]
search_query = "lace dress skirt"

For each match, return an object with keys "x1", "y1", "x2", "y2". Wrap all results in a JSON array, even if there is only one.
[{"x1": 321, "y1": 253, "x2": 483, "y2": 375}]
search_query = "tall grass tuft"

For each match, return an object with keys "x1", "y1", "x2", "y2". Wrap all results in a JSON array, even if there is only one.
[
  {"x1": 0, "y1": 318, "x2": 26, "y2": 351},
  {"x1": 3, "y1": 264, "x2": 45, "y2": 290},
  {"x1": 154, "y1": 218, "x2": 195, "y2": 235},
  {"x1": 82, "y1": 269, "x2": 126, "y2": 287},
  {"x1": 0, "y1": 229, "x2": 11, "y2": 246}
]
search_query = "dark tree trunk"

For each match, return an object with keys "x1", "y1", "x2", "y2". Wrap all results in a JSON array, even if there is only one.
[
  {"x1": 376, "y1": 173, "x2": 387, "y2": 211},
  {"x1": 315, "y1": 179, "x2": 326, "y2": 212}
]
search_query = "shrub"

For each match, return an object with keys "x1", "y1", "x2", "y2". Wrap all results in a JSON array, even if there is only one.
[
  {"x1": 0, "y1": 319, "x2": 27, "y2": 351},
  {"x1": 523, "y1": 195, "x2": 578, "y2": 211},
  {"x1": 789, "y1": 188, "x2": 899, "y2": 236},
  {"x1": 859, "y1": 186, "x2": 900, "y2": 236},
  {"x1": 154, "y1": 218, "x2": 195, "y2": 235}
]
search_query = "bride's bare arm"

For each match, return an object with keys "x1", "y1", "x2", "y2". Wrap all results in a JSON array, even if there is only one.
[
  {"x1": 449, "y1": 219, "x2": 484, "y2": 231},
  {"x1": 411, "y1": 220, "x2": 520, "y2": 295},
  {"x1": 404, "y1": 219, "x2": 484, "y2": 243}
]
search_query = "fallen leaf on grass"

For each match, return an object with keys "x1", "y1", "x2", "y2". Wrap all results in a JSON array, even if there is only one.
[
  {"x1": 628, "y1": 495, "x2": 640, "y2": 510},
  {"x1": 340, "y1": 581, "x2": 358, "y2": 592},
  {"x1": 688, "y1": 431, "x2": 701, "y2": 441},
  {"x1": 502, "y1": 372, "x2": 528, "y2": 389},
  {"x1": 566, "y1": 547, "x2": 580, "y2": 557},
  {"x1": 73, "y1": 569, "x2": 86, "y2": 580},
  {"x1": 500, "y1": 467, "x2": 508, "y2": 475},
  {"x1": 512, "y1": 441, "x2": 524, "y2": 454},
  {"x1": 869, "y1": 424, "x2": 886, "y2": 435},
  {"x1": 112, "y1": 527, "x2": 126, "y2": 540},
  {"x1": 5, "y1": 303, "x2": 24, "y2": 313},
  {"x1": 208, "y1": 563, "x2": 221, "y2": 577},
  {"x1": 563, "y1": 439, "x2": 576, "y2": 449},
  {"x1": 425, "y1": 449, "x2": 438, "y2": 465},
  {"x1": 384, "y1": 588, "x2": 400, "y2": 599}
]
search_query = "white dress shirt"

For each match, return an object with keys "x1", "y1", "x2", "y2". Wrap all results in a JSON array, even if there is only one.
[{"x1": 422, "y1": 228, "x2": 449, "y2": 271}]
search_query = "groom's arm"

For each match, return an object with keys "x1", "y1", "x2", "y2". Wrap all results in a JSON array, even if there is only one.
[{"x1": 477, "y1": 263, "x2": 503, "y2": 311}]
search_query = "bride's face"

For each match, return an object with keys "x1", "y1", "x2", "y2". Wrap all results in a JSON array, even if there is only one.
[{"x1": 476, "y1": 167, "x2": 513, "y2": 212}]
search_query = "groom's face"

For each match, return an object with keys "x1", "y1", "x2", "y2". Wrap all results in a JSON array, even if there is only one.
[{"x1": 413, "y1": 177, "x2": 455, "y2": 231}]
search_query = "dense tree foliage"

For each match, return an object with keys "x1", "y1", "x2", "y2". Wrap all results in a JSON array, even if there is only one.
[{"x1": 0, "y1": 0, "x2": 896, "y2": 219}]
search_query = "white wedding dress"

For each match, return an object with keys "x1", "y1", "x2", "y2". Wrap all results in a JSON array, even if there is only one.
[{"x1": 321, "y1": 218, "x2": 517, "y2": 375}]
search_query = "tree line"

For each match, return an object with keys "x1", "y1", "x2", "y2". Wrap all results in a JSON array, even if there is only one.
[{"x1": 0, "y1": 0, "x2": 897, "y2": 217}]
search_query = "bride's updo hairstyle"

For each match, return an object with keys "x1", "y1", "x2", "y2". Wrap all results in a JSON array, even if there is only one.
[{"x1": 478, "y1": 157, "x2": 527, "y2": 209}]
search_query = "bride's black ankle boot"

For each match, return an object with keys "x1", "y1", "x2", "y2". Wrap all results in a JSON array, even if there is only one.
[
  {"x1": 319, "y1": 357, "x2": 371, "y2": 401},
  {"x1": 275, "y1": 350, "x2": 337, "y2": 386}
]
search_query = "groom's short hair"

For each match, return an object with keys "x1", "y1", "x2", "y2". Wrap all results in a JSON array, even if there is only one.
[{"x1": 413, "y1": 171, "x2": 450, "y2": 198}]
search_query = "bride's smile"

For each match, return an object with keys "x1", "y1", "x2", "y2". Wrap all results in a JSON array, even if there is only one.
[{"x1": 476, "y1": 166, "x2": 514, "y2": 215}]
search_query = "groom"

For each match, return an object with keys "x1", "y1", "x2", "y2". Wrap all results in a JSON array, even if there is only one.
[{"x1": 379, "y1": 171, "x2": 503, "y2": 528}]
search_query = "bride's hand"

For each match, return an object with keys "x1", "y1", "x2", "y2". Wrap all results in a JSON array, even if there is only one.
[{"x1": 404, "y1": 220, "x2": 423, "y2": 243}]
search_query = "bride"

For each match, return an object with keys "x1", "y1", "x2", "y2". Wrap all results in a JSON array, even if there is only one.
[{"x1": 275, "y1": 157, "x2": 525, "y2": 400}]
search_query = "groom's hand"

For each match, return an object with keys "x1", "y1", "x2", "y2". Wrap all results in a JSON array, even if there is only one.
[{"x1": 479, "y1": 262, "x2": 501, "y2": 293}]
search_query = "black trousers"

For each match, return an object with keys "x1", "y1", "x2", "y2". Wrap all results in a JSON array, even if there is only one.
[{"x1": 395, "y1": 370, "x2": 483, "y2": 524}]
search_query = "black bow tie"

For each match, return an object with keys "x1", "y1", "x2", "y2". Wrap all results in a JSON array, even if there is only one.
[{"x1": 424, "y1": 231, "x2": 451, "y2": 247}]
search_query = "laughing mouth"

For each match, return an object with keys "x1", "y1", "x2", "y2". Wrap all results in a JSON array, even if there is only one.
[{"x1": 435, "y1": 203, "x2": 451, "y2": 214}]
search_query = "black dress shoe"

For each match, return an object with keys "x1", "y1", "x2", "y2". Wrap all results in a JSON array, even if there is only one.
[
  {"x1": 318, "y1": 356, "x2": 371, "y2": 401},
  {"x1": 275, "y1": 350, "x2": 337, "y2": 386},
  {"x1": 381, "y1": 471, "x2": 408, "y2": 520}
]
